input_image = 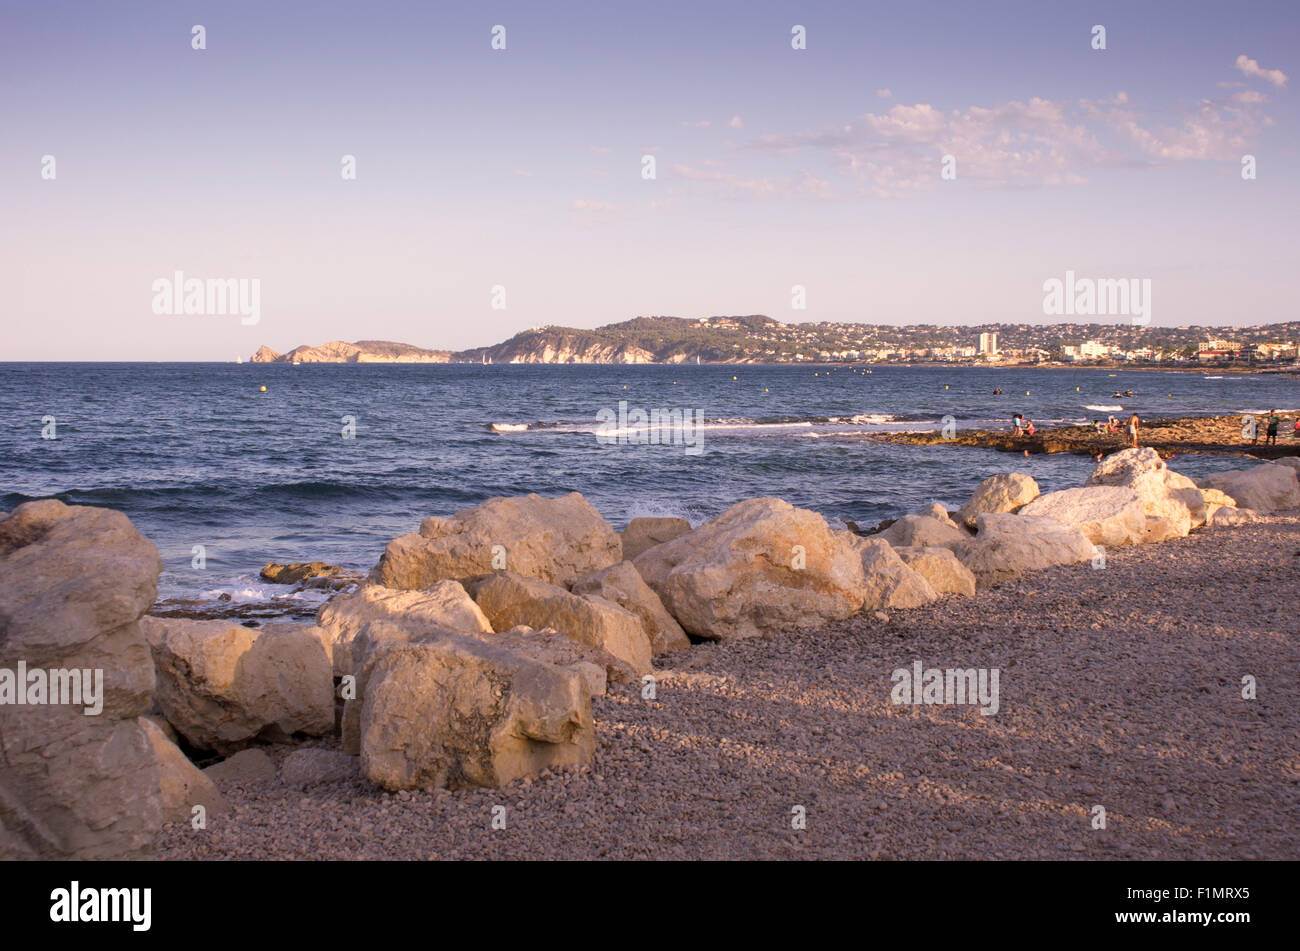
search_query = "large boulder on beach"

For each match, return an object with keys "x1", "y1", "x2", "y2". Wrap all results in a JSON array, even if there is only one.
[
  {"x1": 371, "y1": 493, "x2": 621, "y2": 590},
  {"x1": 571, "y1": 561, "x2": 690, "y2": 654},
  {"x1": 0, "y1": 500, "x2": 164, "y2": 860},
  {"x1": 340, "y1": 620, "x2": 633, "y2": 754},
  {"x1": 1198, "y1": 464, "x2": 1300, "y2": 514},
  {"x1": 470, "y1": 572, "x2": 652, "y2": 674},
  {"x1": 140, "y1": 717, "x2": 226, "y2": 823},
  {"x1": 620, "y1": 517, "x2": 692, "y2": 562},
  {"x1": 893, "y1": 546, "x2": 977, "y2": 597},
  {"x1": 1085, "y1": 449, "x2": 1201, "y2": 537},
  {"x1": 1019, "y1": 486, "x2": 1147, "y2": 547},
  {"x1": 316, "y1": 581, "x2": 492, "y2": 676},
  {"x1": 632, "y1": 498, "x2": 868, "y2": 640},
  {"x1": 954, "y1": 513, "x2": 1099, "y2": 587},
  {"x1": 358, "y1": 637, "x2": 594, "y2": 791},
  {"x1": 878, "y1": 513, "x2": 968, "y2": 550},
  {"x1": 142, "y1": 617, "x2": 334, "y2": 754},
  {"x1": 955, "y1": 474, "x2": 1040, "y2": 528},
  {"x1": 843, "y1": 536, "x2": 939, "y2": 609}
]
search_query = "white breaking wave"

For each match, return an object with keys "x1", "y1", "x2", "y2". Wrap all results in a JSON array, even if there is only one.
[
  {"x1": 201, "y1": 583, "x2": 319, "y2": 604},
  {"x1": 1084, "y1": 404, "x2": 1123, "y2": 412},
  {"x1": 490, "y1": 422, "x2": 529, "y2": 433},
  {"x1": 828, "y1": 413, "x2": 898, "y2": 425}
]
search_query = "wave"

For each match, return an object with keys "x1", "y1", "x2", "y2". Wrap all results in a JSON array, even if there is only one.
[
  {"x1": 489, "y1": 412, "x2": 901, "y2": 434},
  {"x1": 1084, "y1": 404, "x2": 1123, "y2": 412}
]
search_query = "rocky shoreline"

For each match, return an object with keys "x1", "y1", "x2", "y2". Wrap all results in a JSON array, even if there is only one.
[
  {"x1": 875, "y1": 414, "x2": 1300, "y2": 459},
  {"x1": 3, "y1": 450, "x2": 1299, "y2": 859}
]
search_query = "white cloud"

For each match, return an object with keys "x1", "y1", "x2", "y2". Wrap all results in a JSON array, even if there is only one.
[
  {"x1": 672, "y1": 163, "x2": 777, "y2": 197},
  {"x1": 681, "y1": 120, "x2": 711, "y2": 129},
  {"x1": 728, "y1": 115, "x2": 743, "y2": 129},
  {"x1": 1235, "y1": 54, "x2": 1288, "y2": 87},
  {"x1": 876, "y1": 88, "x2": 893, "y2": 99}
]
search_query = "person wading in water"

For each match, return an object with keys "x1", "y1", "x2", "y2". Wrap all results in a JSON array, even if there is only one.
[{"x1": 1126, "y1": 412, "x2": 1140, "y2": 448}]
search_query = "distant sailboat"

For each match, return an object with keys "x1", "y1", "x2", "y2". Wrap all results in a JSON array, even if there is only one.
[
  {"x1": 235, "y1": 355, "x2": 242, "y2": 364},
  {"x1": 696, "y1": 355, "x2": 700, "y2": 365}
]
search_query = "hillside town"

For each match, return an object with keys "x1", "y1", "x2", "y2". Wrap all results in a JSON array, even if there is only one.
[{"x1": 253, "y1": 316, "x2": 1300, "y2": 368}]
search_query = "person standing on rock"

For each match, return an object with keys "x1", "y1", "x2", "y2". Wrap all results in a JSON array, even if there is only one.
[
  {"x1": 1126, "y1": 412, "x2": 1140, "y2": 448},
  {"x1": 1265, "y1": 411, "x2": 1280, "y2": 447}
]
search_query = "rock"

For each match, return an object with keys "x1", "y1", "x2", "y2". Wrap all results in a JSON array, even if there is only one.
[
  {"x1": 358, "y1": 636, "x2": 594, "y2": 790},
  {"x1": 0, "y1": 499, "x2": 164, "y2": 860},
  {"x1": 893, "y1": 546, "x2": 977, "y2": 597},
  {"x1": 316, "y1": 580, "x2": 491, "y2": 676},
  {"x1": 261, "y1": 561, "x2": 346, "y2": 585},
  {"x1": 143, "y1": 713, "x2": 178, "y2": 745},
  {"x1": 571, "y1": 561, "x2": 690, "y2": 654},
  {"x1": 956, "y1": 474, "x2": 1040, "y2": 528},
  {"x1": 919, "y1": 502, "x2": 953, "y2": 522},
  {"x1": 203, "y1": 749, "x2": 277, "y2": 787},
  {"x1": 633, "y1": 498, "x2": 869, "y2": 640},
  {"x1": 1208, "y1": 506, "x2": 1258, "y2": 528},
  {"x1": 1200, "y1": 488, "x2": 1237, "y2": 522},
  {"x1": 954, "y1": 513, "x2": 1098, "y2": 587},
  {"x1": 620, "y1": 517, "x2": 692, "y2": 562},
  {"x1": 340, "y1": 620, "x2": 633, "y2": 754},
  {"x1": 371, "y1": 492, "x2": 621, "y2": 590},
  {"x1": 569, "y1": 661, "x2": 608, "y2": 698},
  {"x1": 1142, "y1": 516, "x2": 1184, "y2": 545},
  {"x1": 140, "y1": 717, "x2": 226, "y2": 823},
  {"x1": 143, "y1": 617, "x2": 334, "y2": 754},
  {"x1": 487, "y1": 627, "x2": 636, "y2": 689},
  {"x1": 878, "y1": 513, "x2": 968, "y2": 550},
  {"x1": 1198, "y1": 464, "x2": 1300, "y2": 514},
  {"x1": 1085, "y1": 449, "x2": 1200, "y2": 538},
  {"x1": 1019, "y1": 486, "x2": 1146, "y2": 547},
  {"x1": 280, "y1": 749, "x2": 358, "y2": 786},
  {"x1": 1271, "y1": 457, "x2": 1300, "y2": 475},
  {"x1": 844, "y1": 537, "x2": 939, "y2": 609},
  {"x1": 471, "y1": 573, "x2": 652, "y2": 674}
]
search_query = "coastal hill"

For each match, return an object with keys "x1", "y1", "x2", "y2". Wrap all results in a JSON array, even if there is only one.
[
  {"x1": 250, "y1": 316, "x2": 1300, "y2": 365},
  {"x1": 251, "y1": 340, "x2": 451, "y2": 363}
]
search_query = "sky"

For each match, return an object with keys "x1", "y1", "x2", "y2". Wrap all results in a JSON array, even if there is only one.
[{"x1": 2, "y1": 0, "x2": 1297, "y2": 360}]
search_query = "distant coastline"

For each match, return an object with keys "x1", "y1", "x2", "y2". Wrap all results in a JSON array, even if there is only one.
[{"x1": 250, "y1": 314, "x2": 1300, "y2": 371}]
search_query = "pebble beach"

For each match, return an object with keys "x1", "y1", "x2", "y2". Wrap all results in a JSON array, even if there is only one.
[{"x1": 159, "y1": 511, "x2": 1300, "y2": 861}]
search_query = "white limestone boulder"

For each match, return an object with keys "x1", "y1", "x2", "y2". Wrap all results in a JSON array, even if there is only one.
[{"x1": 371, "y1": 492, "x2": 621, "y2": 589}]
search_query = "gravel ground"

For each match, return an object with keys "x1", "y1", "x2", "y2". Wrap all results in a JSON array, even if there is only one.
[{"x1": 161, "y1": 513, "x2": 1300, "y2": 860}]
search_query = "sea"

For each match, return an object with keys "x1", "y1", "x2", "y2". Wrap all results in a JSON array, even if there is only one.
[{"x1": 2, "y1": 362, "x2": 1295, "y2": 614}]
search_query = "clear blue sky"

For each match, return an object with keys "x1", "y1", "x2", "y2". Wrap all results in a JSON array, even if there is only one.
[{"x1": 3, "y1": 0, "x2": 1296, "y2": 359}]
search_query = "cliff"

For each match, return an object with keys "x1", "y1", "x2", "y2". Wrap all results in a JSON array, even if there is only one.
[{"x1": 249, "y1": 340, "x2": 452, "y2": 364}]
